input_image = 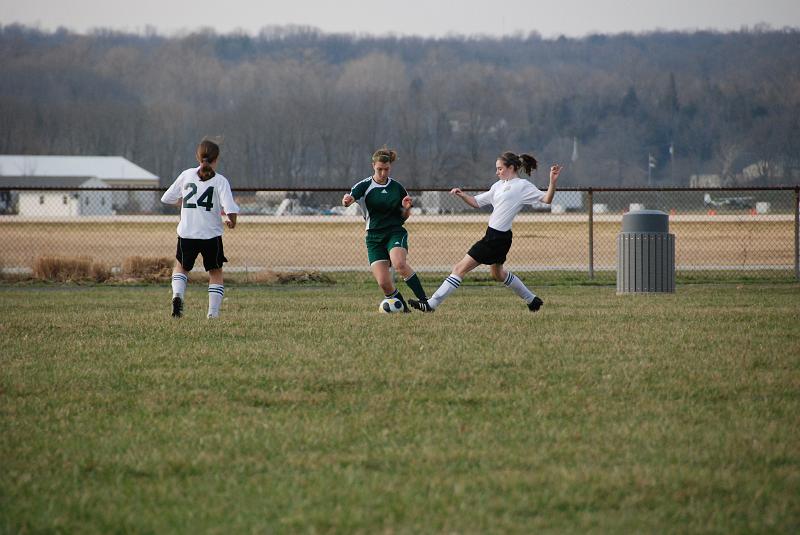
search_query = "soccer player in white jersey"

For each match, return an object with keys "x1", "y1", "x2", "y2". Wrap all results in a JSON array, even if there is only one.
[
  {"x1": 161, "y1": 139, "x2": 239, "y2": 319},
  {"x1": 409, "y1": 151, "x2": 561, "y2": 313}
]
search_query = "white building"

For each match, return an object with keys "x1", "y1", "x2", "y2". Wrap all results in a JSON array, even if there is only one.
[
  {"x1": 1, "y1": 176, "x2": 112, "y2": 216},
  {"x1": 689, "y1": 174, "x2": 722, "y2": 188},
  {"x1": 0, "y1": 155, "x2": 159, "y2": 214}
]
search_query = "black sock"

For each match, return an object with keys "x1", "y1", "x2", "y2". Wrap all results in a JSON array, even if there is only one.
[{"x1": 404, "y1": 272, "x2": 428, "y2": 301}]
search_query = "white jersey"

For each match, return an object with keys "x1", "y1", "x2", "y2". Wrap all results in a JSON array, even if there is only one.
[
  {"x1": 161, "y1": 167, "x2": 240, "y2": 239},
  {"x1": 474, "y1": 177, "x2": 546, "y2": 232}
]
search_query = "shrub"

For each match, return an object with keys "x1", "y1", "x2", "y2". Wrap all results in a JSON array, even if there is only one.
[
  {"x1": 252, "y1": 270, "x2": 335, "y2": 285},
  {"x1": 90, "y1": 262, "x2": 112, "y2": 283},
  {"x1": 33, "y1": 256, "x2": 92, "y2": 282},
  {"x1": 121, "y1": 256, "x2": 173, "y2": 281}
]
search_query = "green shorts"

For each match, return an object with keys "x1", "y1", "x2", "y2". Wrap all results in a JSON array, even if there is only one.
[{"x1": 365, "y1": 227, "x2": 409, "y2": 265}]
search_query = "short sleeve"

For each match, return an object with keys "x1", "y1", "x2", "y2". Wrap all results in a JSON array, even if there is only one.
[
  {"x1": 350, "y1": 179, "x2": 370, "y2": 200},
  {"x1": 521, "y1": 181, "x2": 545, "y2": 205},
  {"x1": 219, "y1": 178, "x2": 240, "y2": 214},
  {"x1": 474, "y1": 189, "x2": 494, "y2": 208},
  {"x1": 160, "y1": 174, "x2": 184, "y2": 205}
]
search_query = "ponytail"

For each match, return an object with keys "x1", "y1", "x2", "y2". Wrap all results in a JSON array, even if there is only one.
[
  {"x1": 196, "y1": 139, "x2": 220, "y2": 181},
  {"x1": 519, "y1": 153, "x2": 538, "y2": 176},
  {"x1": 499, "y1": 151, "x2": 537, "y2": 176}
]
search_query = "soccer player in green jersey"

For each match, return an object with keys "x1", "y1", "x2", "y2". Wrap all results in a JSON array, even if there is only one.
[{"x1": 343, "y1": 147, "x2": 430, "y2": 312}]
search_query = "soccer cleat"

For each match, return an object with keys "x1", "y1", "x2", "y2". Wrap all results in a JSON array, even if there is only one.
[
  {"x1": 171, "y1": 296, "x2": 183, "y2": 318},
  {"x1": 527, "y1": 296, "x2": 543, "y2": 312},
  {"x1": 408, "y1": 298, "x2": 435, "y2": 313}
]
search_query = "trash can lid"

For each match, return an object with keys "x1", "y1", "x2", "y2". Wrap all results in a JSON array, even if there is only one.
[{"x1": 622, "y1": 209, "x2": 669, "y2": 233}]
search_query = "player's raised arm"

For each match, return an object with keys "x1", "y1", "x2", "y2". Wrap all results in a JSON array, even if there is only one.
[{"x1": 541, "y1": 164, "x2": 562, "y2": 205}]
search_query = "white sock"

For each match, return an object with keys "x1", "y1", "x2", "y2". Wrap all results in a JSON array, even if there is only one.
[
  {"x1": 172, "y1": 272, "x2": 188, "y2": 298},
  {"x1": 428, "y1": 273, "x2": 462, "y2": 309},
  {"x1": 504, "y1": 271, "x2": 535, "y2": 303},
  {"x1": 208, "y1": 284, "x2": 224, "y2": 318}
]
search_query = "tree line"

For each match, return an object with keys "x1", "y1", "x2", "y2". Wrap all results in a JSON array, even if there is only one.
[{"x1": 1, "y1": 24, "x2": 798, "y2": 188}]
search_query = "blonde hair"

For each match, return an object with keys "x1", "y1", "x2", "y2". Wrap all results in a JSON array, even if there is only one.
[{"x1": 372, "y1": 146, "x2": 398, "y2": 164}]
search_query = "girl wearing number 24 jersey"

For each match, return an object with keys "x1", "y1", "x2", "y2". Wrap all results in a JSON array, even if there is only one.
[{"x1": 161, "y1": 139, "x2": 240, "y2": 319}]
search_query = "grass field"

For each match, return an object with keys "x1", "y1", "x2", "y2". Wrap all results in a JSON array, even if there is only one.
[{"x1": 1, "y1": 278, "x2": 799, "y2": 533}]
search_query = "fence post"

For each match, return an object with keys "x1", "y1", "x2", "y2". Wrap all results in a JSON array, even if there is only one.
[
  {"x1": 795, "y1": 186, "x2": 799, "y2": 281},
  {"x1": 588, "y1": 188, "x2": 594, "y2": 279}
]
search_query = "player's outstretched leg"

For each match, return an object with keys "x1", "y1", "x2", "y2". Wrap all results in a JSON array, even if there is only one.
[
  {"x1": 498, "y1": 268, "x2": 542, "y2": 312},
  {"x1": 408, "y1": 298, "x2": 434, "y2": 312},
  {"x1": 423, "y1": 255, "x2": 479, "y2": 311},
  {"x1": 422, "y1": 273, "x2": 462, "y2": 310},
  {"x1": 171, "y1": 271, "x2": 188, "y2": 318}
]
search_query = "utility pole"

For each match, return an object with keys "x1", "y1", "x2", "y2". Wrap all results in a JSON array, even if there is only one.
[{"x1": 669, "y1": 142, "x2": 675, "y2": 184}]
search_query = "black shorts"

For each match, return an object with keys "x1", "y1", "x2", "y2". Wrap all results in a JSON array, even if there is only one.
[
  {"x1": 175, "y1": 236, "x2": 228, "y2": 271},
  {"x1": 467, "y1": 226, "x2": 513, "y2": 265}
]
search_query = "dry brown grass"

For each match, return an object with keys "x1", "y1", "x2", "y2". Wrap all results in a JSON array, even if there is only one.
[
  {"x1": 33, "y1": 256, "x2": 91, "y2": 282},
  {"x1": 250, "y1": 270, "x2": 335, "y2": 285},
  {"x1": 31, "y1": 256, "x2": 111, "y2": 283},
  {"x1": 90, "y1": 261, "x2": 112, "y2": 282},
  {"x1": 28, "y1": 255, "x2": 169, "y2": 283},
  {"x1": 121, "y1": 256, "x2": 174, "y2": 281},
  {"x1": 18, "y1": 254, "x2": 333, "y2": 285}
]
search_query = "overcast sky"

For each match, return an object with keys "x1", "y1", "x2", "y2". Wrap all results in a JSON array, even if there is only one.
[{"x1": 2, "y1": 0, "x2": 799, "y2": 38}]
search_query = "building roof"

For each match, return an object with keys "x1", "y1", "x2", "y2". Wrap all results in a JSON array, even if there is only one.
[
  {"x1": 0, "y1": 155, "x2": 158, "y2": 183},
  {"x1": 0, "y1": 176, "x2": 104, "y2": 188}
]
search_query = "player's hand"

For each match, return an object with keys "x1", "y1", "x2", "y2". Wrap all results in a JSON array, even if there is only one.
[
  {"x1": 402, "y1": 195, "x2": 413, "y2": 209},
  {"x1": 450, "y1": 188, "x2": 463, "y2": 196},
  {"x1": 550, "y1": 164, "x2": 562, "y2": 184},
  {"x1": 342, "y1": 194, "x2": 354, "y2": 207}
]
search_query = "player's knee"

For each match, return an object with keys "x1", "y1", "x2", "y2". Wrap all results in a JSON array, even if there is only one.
[
  {"x1": 453, "y1": 260, "x2": 472, "y2": 278},
  {"x1": 393, "y1": 259, "x2": 409, "y2": 274},
  {"x1": 491, "y1": 268, "x2": 506, "y2": 282}
]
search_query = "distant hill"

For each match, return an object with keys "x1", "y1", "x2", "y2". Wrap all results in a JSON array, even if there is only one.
[{"x1": 1, "y1": 24, "x2": 798, "y2": 187}]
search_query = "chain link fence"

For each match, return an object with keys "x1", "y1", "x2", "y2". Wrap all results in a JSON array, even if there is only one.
[{"x1": 1, "y1": 187, "x2": 798, "y2": 280}]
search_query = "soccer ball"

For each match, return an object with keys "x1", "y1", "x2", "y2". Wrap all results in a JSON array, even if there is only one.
[{"x1": 379, "y1": 297, "x2": 404, "y2": 313}]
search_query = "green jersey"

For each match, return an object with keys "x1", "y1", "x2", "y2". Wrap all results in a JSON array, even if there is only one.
[{"x1": 350, "y1": 177, "x2": 409, "y2": 231}]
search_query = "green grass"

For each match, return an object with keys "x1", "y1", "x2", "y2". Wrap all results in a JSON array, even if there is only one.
[{"x1": 1, "y1": 281, "x2": 799, "y2": 533}]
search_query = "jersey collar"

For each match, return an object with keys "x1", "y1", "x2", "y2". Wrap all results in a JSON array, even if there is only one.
[{"x1": 371, "y1": 176, "x2": 392, "y2": 187}]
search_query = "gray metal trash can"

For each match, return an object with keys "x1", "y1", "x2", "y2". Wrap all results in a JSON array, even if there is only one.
[{"x1": 617, "y1": 210, "x2": 675, "y2": 293}]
